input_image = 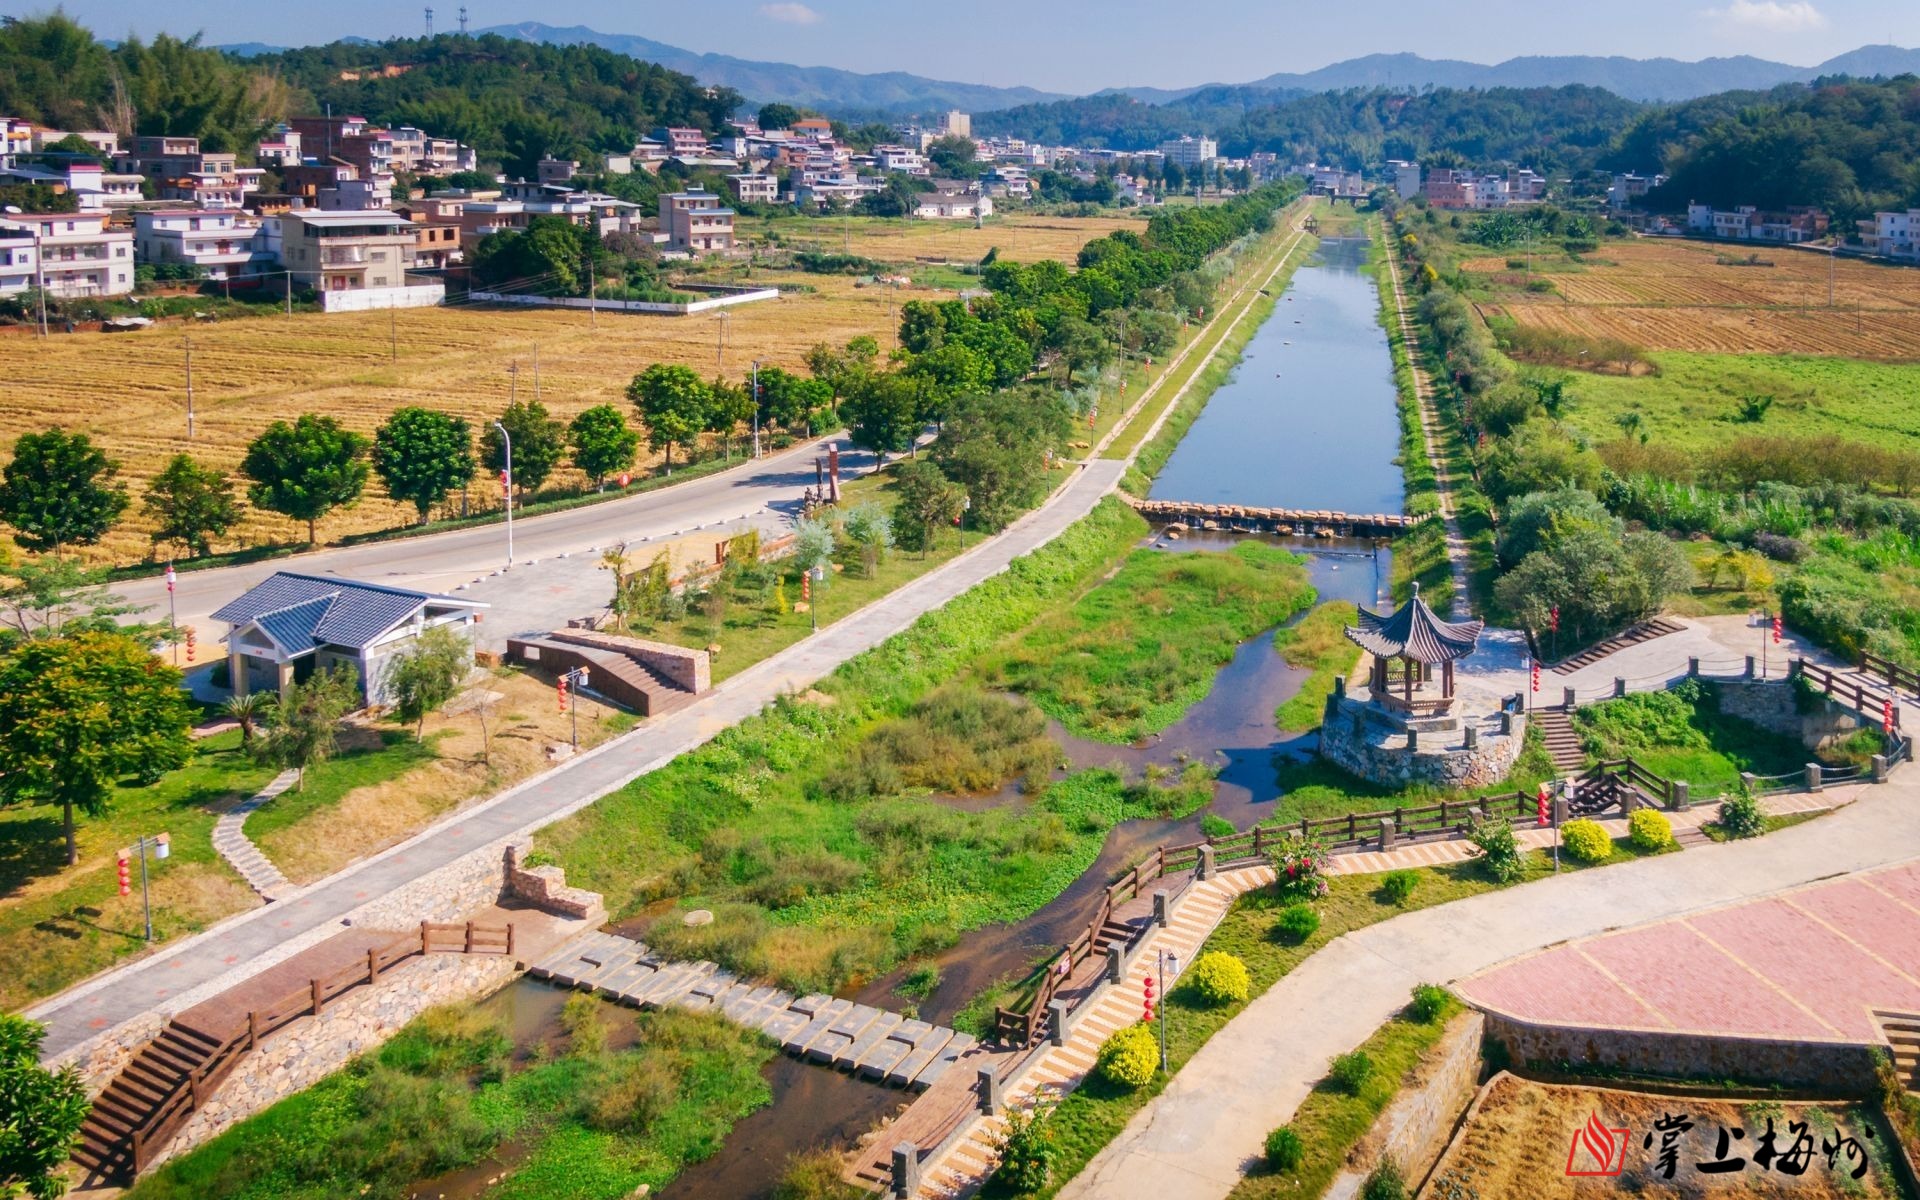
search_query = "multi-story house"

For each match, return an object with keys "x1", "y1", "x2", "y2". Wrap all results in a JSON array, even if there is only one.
[
  {"x1": 659, "y1": 187, "x2": 735, "y2": 253},
  {"x1": 0, "y1": 118, "x2": 33, "y2": 168},
  {"x1": 0, "y1": 211, "x2": 134, "y2": 297},
  {"x1": 1423, "y1": 168, "x2": 1473, "y2": 210},
  {"x1": 257, "y1": 127, "x2": 303, "y2": 168},
  {"x1": 916, "y1": 185, "x2": 992, "y2": 220},
  {"x1": 114, "y1": 136, "x2": 259, "y2": 207},
  {"x1": 874, "y1": 145, "x2": 929, "y2": 175},
  {"x1": 1159, "y1": 136, "x2": 1218, "y2": 168},
  {"x1": 1869, "y1": 210, "x2": 1920, "y2": 261},
  {"x1": 537, "y1": 156, "x2": 579, "y2": 186},
  {"x1": 0, "y1": 225, "x2": 34, "y2": 294},
  {"x1": 289, "y1": 116, "x2": 394, "y2": 189},
  {"x1": 279, "y1": 210, "x2": 421, "y2": 292},
  {"x1": 1389, "y1": 160, "x2": 1422, "y2": 200},
  {"x1": 1688, "y1": 203, "x2": 1829, "y2": 244},
  {"x1": 652, "y1": 127, "x2": 711, "y2": 157},
  {"x1": 1608, "y1": 173, "x2": 1664, "y2": 210},
  {"x1": 727, "y1": 172, "x2": 779, "y2": 205},
  {"x1": 134, "y1": 209, "x2": 261, "y2": 280},
  {"x1": 793, "y1": 118, "x2": 835, "y2": 143}
]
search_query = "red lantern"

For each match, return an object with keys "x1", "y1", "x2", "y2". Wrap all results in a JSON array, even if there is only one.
[
  {"x1": 801, "y1": 573, "x2": 811, "y2": 604},
  {"x1": 1530, "y1": 658, "x2": 1540, "y2": 694},
  {"x1": 116, "y1": 850, "x2": 131, "y2": 897},
  {"x1": 1142, "y1": 972, "x2": 1156, "y2": 1022},
  {"x1": 1537, "y1": 785, "x2": 1550, "y2": 827},
  {"x1": 184, "y1": 626, "x2": 196, "y2": 663},
  {"x1": 1549, "y1": 605, "x2": 1560, "y2": 634},
  {"x1": 557, "y1": 676, "x2": 568, "y2": 713},
  {"x1": 1885, "y1": 698, "x2": 1896, "y2": 736},
  {"x1": 1772, "y1": 615, "x2": 1782, "y2": 645}
]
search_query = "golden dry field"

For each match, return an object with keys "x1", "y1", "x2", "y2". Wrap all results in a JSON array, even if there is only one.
[
  {"x1": 750, "y1": 210, "x2": 1149, "y2": 263},
  {"x1": 1464, "y1": 237, "x2": 1920, "y2": 358}
]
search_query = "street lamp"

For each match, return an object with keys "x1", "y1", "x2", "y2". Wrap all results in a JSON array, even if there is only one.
[
  {"x1": 751, "y1": 359, "x2": 764, "y2": 459},
  {"x1": 560, "y1": 665, "x2": 590, "y2": 748},
  {"x1": 491, "y1": 419, "x2": 514, "y2": 568},
  {"x1": 1157, "y1": 948, "x2": 1180, "y2": 1071},
  {"x1": 118, "y1": 833, "x2": 171, "y2": 942}
]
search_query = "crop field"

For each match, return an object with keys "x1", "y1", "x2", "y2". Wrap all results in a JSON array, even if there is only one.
[
  {"x1": 749, "y1": 210, "x2": 1148, "y2": 264},
  {"x1": 1464, "y1": 238, "x2": 1920, "y2": 358},
  {"x1": 0, "y1": 212, "x2": 1137, "y2": 564}
]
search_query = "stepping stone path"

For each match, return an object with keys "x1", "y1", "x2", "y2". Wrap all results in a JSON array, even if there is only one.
[
  {"x1": 211, "y1": 769, "x2": 297, "y2": 901},
  {"x1": 528, "y1": 930, "x2": 973, "y2": 1090}
]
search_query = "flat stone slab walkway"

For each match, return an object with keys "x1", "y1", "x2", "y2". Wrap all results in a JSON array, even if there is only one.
[
  {"x1": 210, "y1": 769, "x2": 296, "y2": 901},
  {"x1": 1457, "y1": 859, "x2": 1920, "y2": 1044},
  {"x1": 527, "y1": 930, "x2": 973, "y2": 1090}
]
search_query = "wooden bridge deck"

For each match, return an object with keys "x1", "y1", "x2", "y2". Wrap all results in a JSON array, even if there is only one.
[{"x1": 527, "y1": 930, "x2": 973, "y2": 1089}]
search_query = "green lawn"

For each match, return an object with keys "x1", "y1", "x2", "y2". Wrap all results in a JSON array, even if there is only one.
[
  {"x1": 1556, "y1": 352, "x2": 1920, "y2": 458},
  {"x1": 0, "y1": 731, "x2": 275, "y2": 1009},
  {"x1": 1573, "y1": 682, "x2": 1837, "y2": 796},
  {"x1": 1273, "y1": 602, "x2": 1361, "y2": 733},
  {"x1": 127, "y1": 998, "x2": 775, "y2": 1200},
  {"x1": 983, "y1": 542, "x2": 1316, "y2": 743}
]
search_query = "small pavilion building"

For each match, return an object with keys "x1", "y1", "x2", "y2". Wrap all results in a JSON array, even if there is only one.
[{"x1": 1344, "y1": 583, "x2": 1485, "y2": 718}]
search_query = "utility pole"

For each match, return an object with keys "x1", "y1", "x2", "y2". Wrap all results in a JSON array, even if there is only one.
[
  {"x1": 285, "y1": 270, "x2": 293, "y2": 321},
  {"x1": 533, "y1": 345, "x2": 540, "y2": 403},
  {"x1": 492, "y1": 420, "x2": 514, "y2": 568},
  {"x1": 751, "y1": 359, "x2": 762, "y2": 459},
  {"x1": 1828, "y1": 243, "x2": 1836, "y2": 308},
  {"x1": 588, "y1": 254, "x2": 597, "y2": 328},
  {"x1": 184, "y1": 335, "x2": 194, "y2": 439},
  {"x1": 715, "y1": 310, "x2": 730, "y2": 372},
  {"x1": 389, "y1": 299, "x2": 398, "y2": 362},
  {"x1": 509, "y1": 360, "x2": 518, "y2": 404},
  {"x1": 33, "y1": 222, "x2": 46, "y2": 337}
]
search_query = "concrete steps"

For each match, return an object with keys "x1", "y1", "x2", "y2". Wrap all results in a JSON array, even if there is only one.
[{"x1": 1530, "y1": 707, "x2": 1586, "y2": 775}]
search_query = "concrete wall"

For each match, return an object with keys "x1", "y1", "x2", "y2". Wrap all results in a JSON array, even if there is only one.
[
  {"x1": 1326, "y1": 1010, "x2": 1485, "y2": 1200},
  {"x1": 319, "y1": 282, "x2": 444, "y2": 313},
  {"x1": 1715, "y1": 678, "x2": 1866, "y2": 751},
  {"x1": 1319, "y1": 699, "x2": 1526, "y2": 791},
  {"x1": 467, "y1": 286, "x2": 776, "y2": 315},
  {"x1": 549, "y1": 630, "x2": 710, "y2": 694},
  {"x1": 1482, "y1": 1010, "x2": 1882, "y2": 1095}
]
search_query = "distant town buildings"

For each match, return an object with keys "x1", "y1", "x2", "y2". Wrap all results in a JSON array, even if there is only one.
[
  {"x1": 133, "y1": 209, "x2": 261, "y2": 280},
  {"x1": 1159, "y1": 135, "x2": 1219, "y2": 168},
  {"x1": 1863, "y1": 210, "x2": 1920, "y2": 261},
  {"x1": 0, "y1": 211, "x2": 134, "y2": 297},
  {"x1": 1686, "y1": 203, "x2": 1829, "y2": 244}
]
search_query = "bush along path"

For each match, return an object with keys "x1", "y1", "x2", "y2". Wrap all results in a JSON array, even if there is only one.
[{"x1": 209, "y1": 770, "x2": 296, "y2": 901}]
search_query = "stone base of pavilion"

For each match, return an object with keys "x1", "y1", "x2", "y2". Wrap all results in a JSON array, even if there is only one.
[{"x1": 1318, "y1": 689, "x2": 1527, "y2": 791}]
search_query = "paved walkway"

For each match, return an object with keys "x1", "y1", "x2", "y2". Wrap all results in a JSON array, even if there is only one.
[
  {"x1": 1055, "y1": 775, "x2": 1920, "y2": 1200},
  {"x1": 1457, "y1": 859, "x2": 1920, "y2": 1044},
  {"x1": 1381, "y1": 224, "x2": 1474, "y2": 619},
  {"x1": 209, "y1": 770, "x2": 296, "y2": 901}
]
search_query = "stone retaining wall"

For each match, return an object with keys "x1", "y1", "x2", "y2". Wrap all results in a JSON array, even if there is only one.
[
  {"x1": 1319, "y1": 699, "x2": 1525, "y2": 790},
  {"x1": 1325, "y1": 1010, "x2": 1484, "y2": 1200},
  {"x1": 160, "y1": 952, "x2": 522, "y2": 1166},
  {"x1": 1482, "y1": 1010, "x2": 1881, "y2": 1095},
  {"x1": 505, "y1": 846, "x2": 606, "y2": 923},
  {"x1": 1714, "y1": 679, "x2": 1865, "y2": 751}
]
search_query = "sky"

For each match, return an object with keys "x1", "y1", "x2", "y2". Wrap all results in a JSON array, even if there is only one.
[{"x1": 49, "y1": 0, "x2": 1920, "y2": 93}]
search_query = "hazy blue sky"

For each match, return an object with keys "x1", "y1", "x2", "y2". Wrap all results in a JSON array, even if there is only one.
[{"x1": 51, "y1": 0, "x2": 1920, "y2": 92}]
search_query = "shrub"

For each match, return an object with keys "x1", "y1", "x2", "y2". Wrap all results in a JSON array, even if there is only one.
[
  {"x1": 1468, "y1": 814, "x2": 1525, "y2": 883},
  {"x1": 990, "y1": 1092, "x2": 1058, "y2": 1193},
  {"x1": 1362, "y1": 1159, "x2": 1408, "y2": 1200},
  {"x1": 1718, "y1": 789, "x2": 1767, "y2": 839},
  {"x1": 1628, "y1": 808, "x2": 1673, "y2": 851},
  {"x1": 1276, "y1": 903, "x2": 1321, "y2": 944},
  {"x1": 1561, "y1": 818, "x2": 1613, "y2": 863},
  {"x1": 1200, "y1": 813, "x2": 1236, "y2": 840},
  {"x1": 1269, "y1": 831, "x2": 1332, "y2": 900},
  {"x1": 1380, "y1": 869, "x2": 1419, "y2": 905},
  {"x1": 1186, "y1": 952, "x2": 1250, "y2": 1006},
  {"x1": 775, "y1": 1148, "x2": 869, "y2": 1200},
  {"x1": 1265, "y1": 1125, "x2": 1304, "y2": 1172},
  {"x1": 1409, "y1": 984, "x2": 1450, "y2": 1023},
  {"x1": 1096, "y1": 1023, "x2": 1160, "y2": 1089},
  {"x1": 1329, "y1": 1050, "x2": 1374, "y2": 1094}
]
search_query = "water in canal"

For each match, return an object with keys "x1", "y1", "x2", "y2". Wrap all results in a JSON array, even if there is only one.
[{"x1": 1149, "y1": 235, "x2": 1405, "y2": 514}]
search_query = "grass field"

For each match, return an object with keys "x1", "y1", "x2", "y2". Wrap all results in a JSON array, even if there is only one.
[
  {"x1": 1554, "y1": 351, "x2": 1920, "y2": 455},
  {"x1": 748, "y1": 211, "x2": 1148, "y2": 266},
  {"x1": 0, "y1": 213, "x2": 1136, "y2": 565},
  {"x1": 1464, "y1": 237, "x2": 1920, "y2": 358}
]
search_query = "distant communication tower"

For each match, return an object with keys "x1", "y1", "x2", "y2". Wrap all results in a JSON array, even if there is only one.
[
  {"x1": 425, "y1": 6, "x2": 434, "y2": 36},
  {"x1": 459, "y1": 6, "x2": 470, "y2": 33}
]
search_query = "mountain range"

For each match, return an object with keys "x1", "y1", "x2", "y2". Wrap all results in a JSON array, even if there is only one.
[{"x1": 223, "y1": 22, "x2": 1920, "y2": 115}]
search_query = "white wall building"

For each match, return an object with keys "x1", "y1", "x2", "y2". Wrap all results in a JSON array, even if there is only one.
[
  {"x1": 1389, "y1": 159, "x2": 1422, "y2": 200},
  {"x1": 134, "y1": 209, "x2": 261, "y2": 280},
  {"x1": 1159, "y1": 135, "x2": 1218, "y2": 167},
  {"x1": 0, "y1": 211, "x2": 133, "y2": 297}
]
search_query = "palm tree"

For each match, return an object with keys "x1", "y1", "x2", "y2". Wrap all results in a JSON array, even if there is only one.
[{"x1": 222, "y1": 692, "x2": 271, "y2": 745}]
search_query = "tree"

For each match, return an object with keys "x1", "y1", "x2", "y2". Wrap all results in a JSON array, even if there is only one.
[
  {"x1": 753, "y1": 366, "x2": 833, "y2": 434},
  {"x1": 705, "y1": 376, "x2": 756, "y2": 459},
  {"x1": 892, "y1": 458, "x2": 965, "y2": 555},
  {"x1": 373, "y1": 407, "x2": 475, "y2": 525},
  {"x1": 841, "y1": 373, "x2": 923, "y2": 462},
  {"x1": 570, "y1": 404, "x2": 641, "y2": 490},
  {"x1": 756, "y1": 102, "x2": 801, "y2": 132},
  {"x1": 0, "y1": 631, "x2": 193, "y2": 866},
  {"x1": 842, "y1": 503, "x2": 894, "y2": 577},
  {"x1": 628, "y1": 364, "x2": 711, "y2": 470},
  {"x1": 142, "y1": 453, "x2": 239, "y2": 558},
  {"x1": 480, "y1": 400, "x2": 564, "y2": 497},
  {"x1": 241, "y1": 414, "x2": 371, "y2": 544},
  {"x1": 383, "y1": 625, "x2": 472, "y2": 739},
  {"x1": 0, "y1": 555, "x2": 148, "y2": 646},
  {"x1": 928, "y1": 134, "x2": 980, "y2": 178},
  {"x1": 222, "y1": 692, "x2": 269, "y2": 746},
  {"x1": 932, "y1": 390, "x2": 1074, "y2": 532},
  {"x1": 0, "y1": 1014, "x2": 87, "y2": 1200},
  {"x1": 0, "y1": 429, "x2": 129, "y2": 556},
  {"x1": 792, "y1": 515, "x2": 835, "y2": 591},
  {"x1": 253, "y1": 667, "x2": 358, "y2": 790}
]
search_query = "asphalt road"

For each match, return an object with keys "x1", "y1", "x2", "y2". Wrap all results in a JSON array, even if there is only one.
[{"x1": 119, "y1": 436, "x2": 886, "y2": 644}]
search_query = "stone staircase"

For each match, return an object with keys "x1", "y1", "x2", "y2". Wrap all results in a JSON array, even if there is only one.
[
  {"x1": 1531, "y1": 707, "x2": 1586, "y2": 775},
  {"x1": 72, "y1": 1019, "x2": 225, "y2": 1182},
  {"x1": 507, "y1": 635, "x2": 700, "y2": 719},
  {"x1": 211, "y1": 770, "x2": 296, "y2": 901},
  {"x1": 1878, "y1": 1010, "x2": 1920, "y2": 1090}
]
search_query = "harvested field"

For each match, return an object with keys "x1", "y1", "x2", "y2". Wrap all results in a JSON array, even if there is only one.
[
  {"x1": 750, "y1": 210, "x2": 1148, "y2": 265},
  {"x1": 1429, "y1": 1073, "x2": 1901, "y2": 1198},
  {"x1": 1465, "y1": 238, "x2": 1920, "y2": 358}
]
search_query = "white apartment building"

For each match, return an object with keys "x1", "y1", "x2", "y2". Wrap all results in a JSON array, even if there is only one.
[
  {"x1": 1389, "y1": 160, "x2": 1422, "y2": 200},
  {"x1": 659, "y1": 188, "x2": 736, "y2": 253},
  {"x1": 280, "y1": 210, "x2": 421, "y2": 291},
  {"x1": 1159, "y1": 136, "x2": 1218, "y2": 168},
  {"x1": 0, "y1": 212, "x2": 134, "y2": 297},
  {"x1": 134, "y1": 209, "x2": 261, "y2": 280},
  {"x1": 1870, "y1": 210, "x2": 1920, "y2": 261},
  {"x1": 727, "y1": 172, "x2": 779, "y2": 204},
  {"x1": 1608, "y1": 173, "x2": 1665, "y2": 210},
  {"x1": 0, "y1": 226, "x2": 36, "y2": 295},
  {"x1": 874, "y1": 145, "x2": 930, "y2": 175}
]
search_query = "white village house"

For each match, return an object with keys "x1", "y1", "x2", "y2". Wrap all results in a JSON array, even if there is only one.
[{"x1": 215, "y1": 572, "x2": 484, "y2": 705}]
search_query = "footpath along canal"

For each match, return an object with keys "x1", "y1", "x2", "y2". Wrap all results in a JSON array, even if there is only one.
[{"x1": 665, "y1": 221, "x2": 1414, "y2": 1200}]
